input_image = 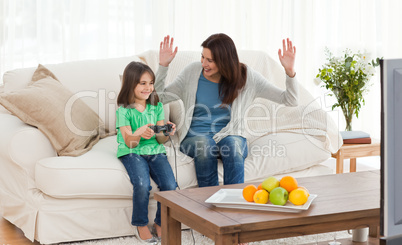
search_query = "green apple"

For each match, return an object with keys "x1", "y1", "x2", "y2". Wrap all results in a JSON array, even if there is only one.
[
  {"x1": 261, "y1": 176, "x2": 280, "y2": 192},
  {"x1": 269, "y1": 187, "x2": 289, "y2": 206}
]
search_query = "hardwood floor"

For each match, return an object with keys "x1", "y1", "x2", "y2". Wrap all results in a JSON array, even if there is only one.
[
  {"x1": 0, "y1": 217, "x2": 39, "y2": 245},
  {"x1": 1, "y1": 215, "x2": 380, "y2": 245}
]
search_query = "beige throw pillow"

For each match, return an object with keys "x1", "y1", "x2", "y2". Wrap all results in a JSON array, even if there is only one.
[{"x1": 0, "y1": 64, "x2": 105, "y2": 156}]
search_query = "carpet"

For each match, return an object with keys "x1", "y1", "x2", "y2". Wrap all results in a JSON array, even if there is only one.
[{"x1": 59, "y1": 229, "x2": 352, "y2": 245}]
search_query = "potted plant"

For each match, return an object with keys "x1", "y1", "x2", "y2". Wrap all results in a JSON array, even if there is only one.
[{"x1": 316, "y1": 48, "x2": 380, "y2": 131}]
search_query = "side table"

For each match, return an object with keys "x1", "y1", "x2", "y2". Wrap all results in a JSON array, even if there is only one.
[{"x1": 331, "y1": 139, "x2": 380, "y2": 174}]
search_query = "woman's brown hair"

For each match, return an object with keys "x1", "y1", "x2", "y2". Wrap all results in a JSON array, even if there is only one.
[
  {"x1": 117, "y1": 61, "x2": 159, "y2": 107},
  {"x1": 201, "y1": 33, "x2": 247, "y2": 105}
]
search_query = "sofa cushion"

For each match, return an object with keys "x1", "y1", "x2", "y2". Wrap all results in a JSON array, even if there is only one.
[
  {"x1": 0, "y1": 65, "x2": 105, "y2": 156},
  {"x1": 35, "y1": 136, "x2": 197, "y2": 198},
  {"x1": 35, "y1": 136, "x2": 132, "y2": 198},
  {"x1": 244, "y1": 132, "x2": 330, "y2": 182},
  {"x1": 34, "y1": 132, "x2": 330, "y2": 199}
]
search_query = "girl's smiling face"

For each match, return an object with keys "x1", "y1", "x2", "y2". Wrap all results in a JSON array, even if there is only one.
[{"x1": 134, "y1": 72, "x2": 154, "y2": 103}]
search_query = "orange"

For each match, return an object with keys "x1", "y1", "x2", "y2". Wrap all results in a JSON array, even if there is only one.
[
  {"x1": 253, "y1": 189, "x2": 269, "y2": 204},
  {"x1": 280, "y1": 176, "x2": 298, "y2": 193},
  {"x1": 242, "y1": 184, "x2": 258, "y2": 202},
  {"x1": 289, "y1": 188, "x2": 309, "y2": 205},
  {"x1": 257, "y1": 183, "x2": 263, "y2": 190}
]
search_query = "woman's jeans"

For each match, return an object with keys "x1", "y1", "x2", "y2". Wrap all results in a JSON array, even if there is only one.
[
  {"x1": 119, "y1": 153, "x2": 177, "y2": 227},
  {"x1": 180, "y1": 135, "x2": 248, "y2": 187}
]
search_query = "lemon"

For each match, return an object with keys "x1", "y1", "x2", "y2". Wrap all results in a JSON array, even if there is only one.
[
  {"x1": 253, "y1": 189, "x2": 269, "y2": 204},
  {"x1": 289, "y1": 188, "x2": 309, "y2": 205},
  {"x1": 298, "y1": 186, "x2": 310, "y2": 197}
]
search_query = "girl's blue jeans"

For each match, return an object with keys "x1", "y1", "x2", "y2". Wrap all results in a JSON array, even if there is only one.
[
  {"x1": 119, "y1": 153, "x2": 177, "y2": 227},
  {"x1": 180, "y1": 135, "x2": 248, "y2": 187}
]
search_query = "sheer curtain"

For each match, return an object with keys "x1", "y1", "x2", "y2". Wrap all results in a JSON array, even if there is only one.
[
  {"x1": 1, "y1": 0, "x2": 401, "y2": 138},
  {"x1": 0, "y1": 0, "x2": 153, "y2": 72}
]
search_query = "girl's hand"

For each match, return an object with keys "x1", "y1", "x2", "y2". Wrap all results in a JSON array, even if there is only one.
[
  {"x1": 159, "y1": 35, "x2": 178, "y2": 67},
  {"x1": 278, "y1": 38, "x2": 296, "y2": 77},
  {"x1": 166, "y1": 121, "x2": 176, "y2": 136},
  {"x1": 135, "y1": 123, "x2": 155, "y2": 139}
]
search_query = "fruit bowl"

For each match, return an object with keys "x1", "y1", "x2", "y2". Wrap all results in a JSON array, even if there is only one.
[{"x1": 205, "y1": 189, "x2": 317, "y2": 213}]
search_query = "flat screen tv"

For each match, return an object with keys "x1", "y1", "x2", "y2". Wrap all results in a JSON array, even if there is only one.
[{"x1": 380, "y1": 58, "x2": 402, "y2": 244}]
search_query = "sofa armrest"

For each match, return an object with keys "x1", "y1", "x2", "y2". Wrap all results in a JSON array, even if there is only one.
[
  {"x1": 0, "y1": 85, "x2": 10, "y2": 114},
  {"x1": 0, "y1": 114, "x2": 57, "y2": 179}
]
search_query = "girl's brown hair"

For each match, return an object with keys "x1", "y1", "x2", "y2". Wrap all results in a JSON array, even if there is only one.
[
  {"x1": 201, "y1": 33, "x2": 247, "y2": 105},
  {"x1": 117, "y1": 62, "x2": 159, "y2": 107}
]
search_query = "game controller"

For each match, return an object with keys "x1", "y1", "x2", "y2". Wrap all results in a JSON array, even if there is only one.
[{"x1": 149, "y1": 124, "x2": 173, "y2": 136}]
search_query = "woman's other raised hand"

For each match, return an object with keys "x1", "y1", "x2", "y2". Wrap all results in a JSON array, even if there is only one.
[
  {"x1": 278, "y1": 38, "x2": 296, "y2": 77},
  {"x1": 159, "y1": 35, "x2": 178, "y2": 67}
]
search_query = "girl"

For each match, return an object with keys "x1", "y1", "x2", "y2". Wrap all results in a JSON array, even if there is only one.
[
  {"x1": 116, "y1": 61, "x2": 177, "y2": 244},
  {"x1": 155, "y1": 34, "x2": 298, "y2": 188}
]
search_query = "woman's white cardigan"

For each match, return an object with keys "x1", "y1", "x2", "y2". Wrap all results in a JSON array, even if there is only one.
[{"x1": 155, "y1": 62, "x2": 299, "y2": 144}]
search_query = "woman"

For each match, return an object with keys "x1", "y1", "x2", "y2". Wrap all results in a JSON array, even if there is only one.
[{"x1": 155, "y1": 33, "x2": 298, "y2": 187}]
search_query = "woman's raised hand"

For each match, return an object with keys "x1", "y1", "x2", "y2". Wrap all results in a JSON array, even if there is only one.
[
  {"x1": 278, "y1": 38, "x2": 296, "y2": 77},
  {"x1": 159, "y1": 35, "x2": 178, "y2": 67}
]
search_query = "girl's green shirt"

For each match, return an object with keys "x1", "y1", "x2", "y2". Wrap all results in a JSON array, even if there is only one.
[{"x1": 116, "y1": 102, "x2": 166, "y2": 158}]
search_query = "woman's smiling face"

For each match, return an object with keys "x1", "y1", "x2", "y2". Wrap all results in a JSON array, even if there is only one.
[{"x1": 201, "y1": 48, "x2": 221, "y2": 83}]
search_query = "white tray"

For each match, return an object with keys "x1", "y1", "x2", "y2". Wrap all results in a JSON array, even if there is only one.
[{"x1": 205, "y1": 189, "x2": 317, "y2": 213}]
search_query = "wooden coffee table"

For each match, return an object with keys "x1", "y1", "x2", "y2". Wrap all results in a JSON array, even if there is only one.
[{"x1": 154, "y1": 170, "x2": 380, "y2": 245}]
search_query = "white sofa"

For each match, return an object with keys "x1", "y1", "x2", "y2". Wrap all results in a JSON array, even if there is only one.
[{"x1": 0, "y1": 50, "x2": 342, "y2": 244}]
